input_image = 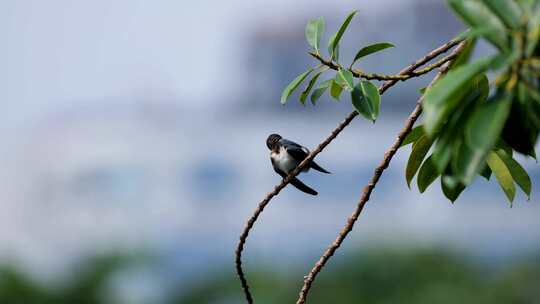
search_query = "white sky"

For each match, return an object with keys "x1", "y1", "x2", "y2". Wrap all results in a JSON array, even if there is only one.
[{"x1": 0, "y1": 0, "x2": 416, "y2": 126}]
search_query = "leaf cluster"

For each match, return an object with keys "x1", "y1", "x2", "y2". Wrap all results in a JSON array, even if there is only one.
[
  {"x1": 403, "y1": 0, "x2": 538, "y2": 204},
  {"x1": 281, "y1": 11, "x2": 394, "y2": 122}
]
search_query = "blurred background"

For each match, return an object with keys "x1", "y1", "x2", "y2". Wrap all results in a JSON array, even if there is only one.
[{"x1": 1, "y1": 0, "x2": 539, "y2": 303}]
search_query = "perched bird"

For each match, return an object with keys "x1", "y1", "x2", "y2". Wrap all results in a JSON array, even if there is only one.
[{"x1": 266, "y1": 133, "x2": 330, "y2": 195}]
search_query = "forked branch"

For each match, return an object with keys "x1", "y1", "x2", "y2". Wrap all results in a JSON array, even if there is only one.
[
  {"x1": 296, "y1": 41, "x2": 467, "y2": 304},
  {"x1": 235, "y1": 37, "x2": 464, "y2": 304}
]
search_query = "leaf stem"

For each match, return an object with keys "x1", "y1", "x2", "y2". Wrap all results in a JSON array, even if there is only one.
[{"x1": 309, "y1": 38, "x2": 463, "y2": 81}]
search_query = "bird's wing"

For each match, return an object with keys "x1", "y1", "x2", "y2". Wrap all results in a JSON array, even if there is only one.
[
  {"x1": 280, "y1": 139, "x2": 304, "y2": 150},
  {"x1": 280, "y1": 139, "x2": 330, "y2": 173},
  {"x1": 280, "y1": 139, "x2": 309, "y2": 163}
]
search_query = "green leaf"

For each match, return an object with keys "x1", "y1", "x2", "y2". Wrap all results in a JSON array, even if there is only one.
[
  {"x1": 526, "y1": 4, "x2": 540, "y2": 56},
  {"x1": 351, "y1": 80, "x2": 381, "y2": 122},
  {"x1": 400, "y1": 125, "x2": 425, "y2": 147},
  {"x1": 518, "y1": 81, "x2": 540, "y2": 130},
  {"x1": 423, "y1": 57, "x2": 493, "y2": 136},
  {"x1": 300, "y1": 69, "x2": 326, "y2": 104},
  {"x1": 441, "y1": 174, "x2": 466, "y2": 203},
  {"x1": 351, "y1": 42, "x2": 394, "y2": 66},
  {"x1": 516, "y1": 0, "x2": 537, "y2": 11},
  {"x1": 431, "y1": 136, "x2": 457, "y2": 175},
  {"x1": 431, "y1": 74, "x2": 489, "y2": 173},
  {"x1": 482, "y1": 0, "x2": 522, "y2": 29},
  {"x1": 448, "y1": 38, "x2": 477, "y2": 70},
  {"x1": 495, "y1": 139, "x2": 513, "y2": 156},
  {"x1": 490, "y1": 52, "x2": 516, "y2": 71},
  {"x1": 337, "y1": 69, "x2": 354, "y2": 90},
  {"x1": 480, "y1": 165, "x2": 492, "y2": 180},
  {"x1": 495, "y1": 149, "x2": 532, "y2": 199},
  {"x1": 328, "y1": 10, "x2": 357, "y2": 60},
  {"x1": 453, "y1": 142, "x2": 486, "y2": 185},
  {"x1": 310, "y1": 79, "x2": 332, "y2": 105},
  {"x1": 465, "y1": 94, "x2": 512, "y2": 151},
  {"x1": 305, "y1": 17, "x2": 325, "y2": 53},
  {"x1": 330, "y1": 79, "x2": 344, "y2": 100},
  {"x1": 501, "y1": 97, "x2": 539, "y2": 157},
  {"x1": 327, "y1": 33, "x2": 341, "y2": 61},
  {"x1": 486, "y1": 151, "x2": 516, "y2": 204},
  {"x1": 280, "y1": 68, "x2": 314, "y2": 104},
  {"x1": 405, "y1": 135, "x2": 433, "y2": 188},
  {"x1": 448, "y1": 0, "x2": 509, "y2": 50},
  {"x1": 417, "y1": 155, "x2": 440, "y2": 193},
  {"x1": 452, "y1": 84, "x2": 502, "y2": 186}
]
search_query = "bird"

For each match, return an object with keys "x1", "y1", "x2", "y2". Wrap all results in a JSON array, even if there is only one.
[{"x1": 266, "y1": 133, "x2": 330, "y2": 195}]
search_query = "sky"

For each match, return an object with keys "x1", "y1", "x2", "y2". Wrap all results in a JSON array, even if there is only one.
[{"x1": 0, "y1": 0, "x2": 419, "y2": 127}]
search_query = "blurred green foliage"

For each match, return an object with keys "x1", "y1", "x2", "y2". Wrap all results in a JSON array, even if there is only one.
[
  {"x1": 3, "y1": 248, "x2": 537, "y2": 303},
  {"x1": 177, "y1": 248, "x2": 540, "y2": 304},
  {"x1": 0, "y1": 255, "x2": 128, "y2": 304}
]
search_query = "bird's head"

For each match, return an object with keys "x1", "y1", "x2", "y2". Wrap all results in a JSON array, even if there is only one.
[{"x1": 266, "y1": 133, "x2": 282, "y2": 151}]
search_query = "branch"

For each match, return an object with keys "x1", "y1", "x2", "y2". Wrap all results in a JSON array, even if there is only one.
[
  {"x1": 309, "y1": 38, "x2": 463, "y2": 81},
  {"x1": 235, "y1": 38, "x2": 465, "y2": 304},
  {"x1": 296, "y1": 41, "x2": 467, "y2": 304}
]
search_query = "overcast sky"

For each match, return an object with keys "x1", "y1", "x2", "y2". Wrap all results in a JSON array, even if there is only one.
[{"x1": 0, "y1": 0, "x2": 420, "y2": 128}]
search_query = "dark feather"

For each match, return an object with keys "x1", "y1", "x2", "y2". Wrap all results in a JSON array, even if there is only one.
[
  {"x1": 281, "y1": 139, "x2": 330, "y2": 174},
  {"x1": 273, "y1": 163, "x2": 318, "y2": 195},
  {"x1": 280, "y1": 139, "x2": 308, "y2": 163},
  {"x1": 266, "y1": 134, "x2": 282, "y2": 150},
  {"x1": 289, "y1": 177, "x2": 318, "y2": 195},
  {"x1": 310, "y1": 161, "x2": 331, "y2": 174},
  {"x1": 279, "y1": 139, "x2": 303, "y2": 148}
]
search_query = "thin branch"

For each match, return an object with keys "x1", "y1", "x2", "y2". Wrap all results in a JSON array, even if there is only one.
[
  {"x1": 235, "y1": 38, "x2": 465, "y2": 304},
  {"x1": 235, "y1": 112, "x2": 357, "y2": 304},
  {"x1": 309, "y1": 38, "x2": 463, "y2": 81},
  {"x1": 296, "y1": 41, "x2": 467, "y2": 304}
]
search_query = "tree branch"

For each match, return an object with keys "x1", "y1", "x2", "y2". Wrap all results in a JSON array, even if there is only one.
[
  {"x1": 235, "y1": 38, "x2": 465, "y2": 304},
  {"x1": 309, "y1": 38, "x2": 463, "y2": 81},
  {"x1": 296, "y1": 41, "x2": 467, "y2": 304}
]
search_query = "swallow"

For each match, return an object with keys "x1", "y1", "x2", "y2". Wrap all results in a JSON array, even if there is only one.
[{"x1": 266, "y1": 133, "x2": 330, "y2": 195}]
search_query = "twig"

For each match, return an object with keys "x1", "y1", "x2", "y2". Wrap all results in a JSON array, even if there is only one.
[
  {"x1": 296, "y1": 41, "x2": 467, "y2": 304},
  {"x1": 235, "y1": 37, "x2": 465, "y2": 304},
  {"x1": 309, "y1": 38, "x2": 463, "y2": 81}
]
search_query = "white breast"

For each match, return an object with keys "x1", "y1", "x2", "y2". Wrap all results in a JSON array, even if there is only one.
[{"x1": 272, "y1": 146, "x2": 298, "y2": 174}]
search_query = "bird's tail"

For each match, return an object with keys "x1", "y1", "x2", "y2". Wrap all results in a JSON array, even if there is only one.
[
  {"x1": 310, "y1": 161, "x2": 331, "y2": 174},
  {"x1": 290, "y1": 177, "x2": 318, "y2": 195}
]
